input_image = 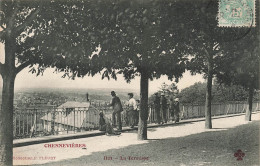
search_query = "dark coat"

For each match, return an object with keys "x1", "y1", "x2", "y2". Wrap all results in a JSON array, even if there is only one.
[
  {"x1": 169, "y1": 100, "x2": 175, "y2": 111},
  {"x1": 111, "y1": 96, "x2": 123, "y2": 113},
  {"x1": 174, "y1": 101, "x2": 180, "y2": 113}
]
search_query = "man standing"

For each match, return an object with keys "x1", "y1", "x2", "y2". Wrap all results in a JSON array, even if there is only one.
[
  {"x1": 154, "y1": 93, "x2": 161, "y2": 124},
  {"x1": 169, "y1": 97, "x2": 175, "y2": 122},
  {"x1": 174, "y1": 98, "x2": 180, "y2": 123},
  {"x1": 109, "y1": 91, "x2": 122, "y2": 131},
  {"x1": 160, "y1": 93, "x2": 168, "y2": 124},
  {"x1": 127, "y1": 93, "x2": 137, "y2": 128}
]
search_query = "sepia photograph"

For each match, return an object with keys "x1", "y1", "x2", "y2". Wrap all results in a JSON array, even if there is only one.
[{"x1": 0, "y1": 0, "x2": 259, "y2": 165}]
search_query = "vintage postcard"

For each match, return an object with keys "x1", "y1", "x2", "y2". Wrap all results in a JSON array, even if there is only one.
[{"x1": 0, "y1": 0, "x2": 259, "y2": 165}]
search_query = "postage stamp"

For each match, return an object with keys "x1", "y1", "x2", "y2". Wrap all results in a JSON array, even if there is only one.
[{"x1": 218, "y1": 0, "x2": 256, "y2": 27}]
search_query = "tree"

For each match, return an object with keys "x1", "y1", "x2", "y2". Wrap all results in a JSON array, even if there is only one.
[
  {"x1": 216, "y1": 27, "x2": 259, "y2": 121},
  {"x1": 178, "y1": 82, "x2": 207, "y2": 104},
  {"x1": 185, "y1": 0, "x2": 253, "y2": 129},
  {"x1": 214, "y1": 82, "x2": 253, "y2": 103},
  {"x1": 159, "y1": 82, "x2": 178, "y2": 101},
  {"x1": 75, "y1": 0, "x2": 198, "y2": 140},
  {"x1": 215, "y1": 0, "x2": 259, "y2": 121},
  {"x1": 0, "y1": 1, "x2": 105, "y2": 164}
]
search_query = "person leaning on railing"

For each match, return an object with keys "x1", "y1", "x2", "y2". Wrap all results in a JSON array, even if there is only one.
[{"x1": 99, "y1": 112, "x2": 121, "y2": 135}]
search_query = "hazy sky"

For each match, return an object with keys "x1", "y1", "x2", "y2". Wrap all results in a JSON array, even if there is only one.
[{"x1": 0, "y1": 44, "x2": 204, "y2": 93}]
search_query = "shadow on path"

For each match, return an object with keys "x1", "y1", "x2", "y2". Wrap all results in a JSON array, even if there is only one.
[{"x1": 36, "y1": 120, "x2": 259, "y2": 166}]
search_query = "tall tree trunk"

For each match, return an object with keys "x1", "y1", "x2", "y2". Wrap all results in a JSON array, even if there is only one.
[
  {"x1": 0, "y1": 73, "x2": 16, "y2": 166},
  {"x1": 245, "y1": 85, "x2": 254, "y2": 121},
  {"x1": 205, "y1": 54, "x2": 213, "y2": 129},
  {"x1": 0, "y1": 30, "x2": 16, "y2": 165},
  {"x1": 138, "y1": 71, "x2": 149, "y2": 140}
]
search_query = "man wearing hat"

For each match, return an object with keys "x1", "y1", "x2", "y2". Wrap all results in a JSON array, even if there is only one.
[
  {"x1": 108, "y1": 91, "x2": 123, "y2": 131},
  {"x1": 174, "y1": 98, "x2": 180, "y2": 123}
]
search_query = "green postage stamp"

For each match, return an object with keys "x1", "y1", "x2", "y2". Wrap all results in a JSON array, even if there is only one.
[{"x1": 218, "y1": 0, "x2": 256, "y2": 27}]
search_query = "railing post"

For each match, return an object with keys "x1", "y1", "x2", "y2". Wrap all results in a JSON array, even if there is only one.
[
  {"x1": 67, "y1": 109, "x2": 69, "y2": 134},
  {"x1": 30, "y1": 110, "x2": 33, "y2": 135},
  {"x1": 18, "y1": 112, "x2": 21, "y2": 136},
  {"x1": 35, "y1": 108, "x2": 37, "y2": 134},
  {"x1": 22, "y1": 111, "x2": 25, "y2": 136},
  {"x1": 54, "y1": 109, "x2": 56, "y2": 134},
  {"x1": 182, "y1": 105, "x2": 185, "y2": 119},
  {"x1": 152, "y1": 106, "x2": 154, "y2": 123},
  {"x1": 198, "y1": 105, "x2": 200, "y2": 117},
  {"x1": 88, "y1": 109, "x2": 90, "y2": 130},
  {"x1": 51, "y1": 109, "x2": 55, "y2": 135},
  {"x1": 26, "y1": 110, "x2": 29, "y2": 136},
  {"x1": 74, "y1": 109, "x2": 75, "y2": 133},
  {"x1": 218, "y1": 104, "x2": 221, "y2": 116},
  {"x1": 14, "y1": 111, "x2": 16, "y2": 138},
  {"x1": 60, "y1": 109, "x2": 62, "y2": 132},
  {"x1": 187, "y1": 106, "x2": 189, "y2": 119}
]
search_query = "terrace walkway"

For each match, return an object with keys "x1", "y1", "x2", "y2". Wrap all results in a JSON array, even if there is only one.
[{"x1": 13, "y1": 112, "x2": 260, "y2": 166}]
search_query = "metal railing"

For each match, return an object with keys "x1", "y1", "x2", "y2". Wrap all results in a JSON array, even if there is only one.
[{"x1": 13, "y1": 101, "x2": 260, "y2": 139}]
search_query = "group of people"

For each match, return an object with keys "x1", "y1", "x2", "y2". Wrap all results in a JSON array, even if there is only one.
[
  {"x1": 98, "y1": 91, "x2": 123, "y2": 135},
  {"x1": 98, "y1": 91, "x2": 180, "y2": 135},
  {"x1": 154, "y1": 92, "x2": 180, "y2": 124},
  {"x1": 99, "y1": 91, "x2": 139, "y2": 135}
]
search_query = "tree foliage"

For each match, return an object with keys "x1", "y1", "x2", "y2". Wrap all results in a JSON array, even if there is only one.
[
  {"x1": 178, "y1": 82, "x2": 254, "y2": 104},
  {"x1": 216, "y1": 29, "x2": 259, "y2": 91},
  {"x1": 74, "y1": 0, "x2": 192, "y2": 82},
  {"x1": 0, "y1": 0, "x2": 112, "y2": 78},
  {"x1": 0, "y1": 1, "x2": 111, "y2": 165},
  {"x1": 73, "y1": 0, "x2": 199, "y2": 139}
]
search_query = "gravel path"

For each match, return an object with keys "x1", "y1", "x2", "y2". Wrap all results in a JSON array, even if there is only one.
[{"x1": 14, "y1": 113, "x2": 260, "y2": 166}]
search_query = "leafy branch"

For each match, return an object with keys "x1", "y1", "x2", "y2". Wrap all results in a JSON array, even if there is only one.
[
  {"x1": 15, "y1": 8, "x2": 40, "y2": 36},
  {"x1": 15, "y1": 60, "x2": 31, "y2": 74}
]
